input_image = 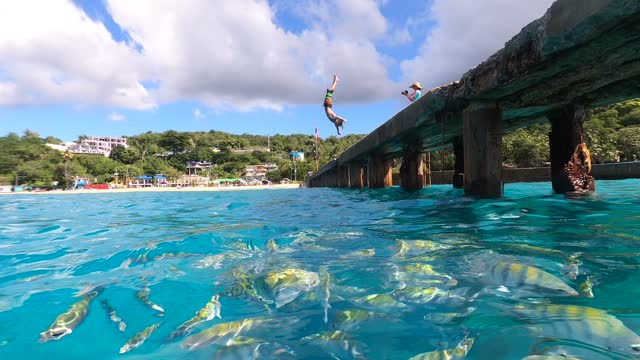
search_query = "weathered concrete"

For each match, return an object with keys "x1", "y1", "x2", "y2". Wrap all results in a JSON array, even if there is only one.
[
  {"x1": 548, "y1": 105, "x2": 595, "y2": 193},
  {"x1": 399, "y1": 139, "x2": 424, "y2": 192},
  {"x1": 451, "y1": 136, "x2": 464, "y2": 188},
  {"x1": 348, "y1": 161, "x2": 364, "y2": 189},
  {"x1": 463, "y1": 103, "x2": 503, "y2": 198},
  {"x1": 367, "y1": 155, "x2": 393, "y2": 189},
  {"x1": 308, "y1": 0, "x2": 640, "y2": 195}
]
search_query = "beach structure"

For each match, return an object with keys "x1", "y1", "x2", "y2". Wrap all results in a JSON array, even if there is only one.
[
  {"x1": 244, "y1": 163, "x2": 278, "y2": 182},
  {"x1": 186, "y1": 161, "x2": 213, "y2": 176},
  {"x1": 306, "y1": 0, "x2": 640, "y2": 198}
]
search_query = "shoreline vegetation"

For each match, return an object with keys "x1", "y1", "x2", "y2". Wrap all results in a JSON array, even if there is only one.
[
  {"x1": 1, "y1": 99, "x2": 638, "y2": 189},
  {"x1": 0, "y1": 183, "x2": 301, "y2": 195}
]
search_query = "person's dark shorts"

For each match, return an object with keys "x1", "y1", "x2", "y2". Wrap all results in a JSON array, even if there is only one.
[{"x1": 323, "y1": 89, "x2": 333, "y2": 108}]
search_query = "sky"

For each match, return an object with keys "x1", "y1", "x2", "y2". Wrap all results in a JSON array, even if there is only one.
[{"x1": 0, "y1": 0, "x2": 555, "y2": 142}]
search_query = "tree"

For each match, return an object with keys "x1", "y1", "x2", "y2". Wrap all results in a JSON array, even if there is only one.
[
  {"x1": 109, "y1": 145, "x2": 127, "y2": 163},
  {"x1": 159, "y1": 130, "x2": 191, "y2": 157},
  {"x1": 617, "y1": 126, "x2": 640, "y2": 161}
]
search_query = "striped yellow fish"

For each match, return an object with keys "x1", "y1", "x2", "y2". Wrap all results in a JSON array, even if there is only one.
[
  {"x1": 168, "y1": 295, "x2": 222, "y2": 341},
  {"x1": 181, "y1": 318, "x2": 261, "y2": 350},
  {"x1": 119, "y1": 321, "x2": 161, "y2": 354},
  {"x1": 516, "y1": 304, "x2": 640, "y2": 356},
  {"x1": 409, "y1": 337, "x2": 474, "y2": 360},
  {"x1": 39, "y1": 287, "x2": 102, "y2": 342},
  {"x1": 482, "y1": 262, "x2": 578, "y2": 296}
]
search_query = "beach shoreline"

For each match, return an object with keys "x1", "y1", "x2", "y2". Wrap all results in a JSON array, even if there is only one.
[{"x1": 0, "y1": 183, "x2": 302, "y2": 195}]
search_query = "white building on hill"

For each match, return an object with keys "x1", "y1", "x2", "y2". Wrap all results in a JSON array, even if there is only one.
[{"x1": 46, "y1": 136, "x2": 128, "y2": 157}]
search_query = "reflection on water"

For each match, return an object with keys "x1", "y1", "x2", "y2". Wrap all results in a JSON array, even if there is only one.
[{"x1": 0, "y1": 180, "x2": 639, "y2": 359}]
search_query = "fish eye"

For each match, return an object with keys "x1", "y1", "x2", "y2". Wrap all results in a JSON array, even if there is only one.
[{"x1": 631, "y1": 345, "x2": 640, "y2": 352}]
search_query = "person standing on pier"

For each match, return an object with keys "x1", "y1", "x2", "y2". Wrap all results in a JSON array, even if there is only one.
[
  {"x1": 402, "y1": 82, "x2": 423, "y2": 102},
  {"x1": 323, "y1": 74, "x2": 347, "y2": 135}
]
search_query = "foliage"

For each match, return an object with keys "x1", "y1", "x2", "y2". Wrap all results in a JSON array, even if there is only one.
[
  {"x1": 503, "y1": 123, "x2": 550, "y2": 168},
  {"x1": 1, "y1": 99, "x2": 638, "y2": 187}
]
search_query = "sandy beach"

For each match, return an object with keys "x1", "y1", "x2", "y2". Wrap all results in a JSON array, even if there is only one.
[{"x1": 1, "y1": 183, "x2": 302, "y2": 195}]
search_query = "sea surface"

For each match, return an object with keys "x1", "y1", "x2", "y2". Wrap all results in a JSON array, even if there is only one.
[{"x1": 1, "y1": 180, "x2": 640, "y2": 360}]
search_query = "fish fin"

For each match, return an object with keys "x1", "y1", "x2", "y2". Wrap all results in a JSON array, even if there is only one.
[{"x1": 274, "y1": 288, "x2": 302, "y2": 308}]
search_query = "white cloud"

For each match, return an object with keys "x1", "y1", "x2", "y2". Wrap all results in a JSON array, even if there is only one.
[
  {"x1": 400, "y1": 0, "x2": 556, "y2": 91},
  {"x1": 108, "y1": 112, "x2": 126, "y2": 121},
  {"x1": 193, "y1": 108, "x2": 205, "y2": 119},
  {"x1": 0, "y1": 0, "x2": 558, "y2": 113},
  {"x1": 0, "y1": 0, "x2": 154, "y2": 110},
  {"x1": 106, "y1": 0, "x2": 395, "y2": 109}
]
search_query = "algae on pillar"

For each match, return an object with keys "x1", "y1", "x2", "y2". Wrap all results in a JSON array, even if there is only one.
[
  {"x1": 463, "y1": 102, "x2": 503, "y2": 198},
  {"x1": 548, "y1": 105, "x2": 595, "y2": 194}
]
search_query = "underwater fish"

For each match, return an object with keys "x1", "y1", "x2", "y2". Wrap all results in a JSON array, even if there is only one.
[
  {"x1": 195, "y1": 250, "x2": 254, "y2": 269},
  {"x1": 266, "y1": 239, "x2": 279, "y2": 253},
  {"x1": 168, "y1": 295, "x2": 222, "y2": 340},
  {"x1": 401, "y1": 263, "x2": 458, "y2": 286},
  {"x1": 409, "y1": 336, "x2": 474, "y2": 360},
  {"x1": 39, "y1": 287, "x2": 103, "y2": 342},
  {"x1": 578, "y1": 276, "x2": 594, "y2": 298},
  {"x1": 181, "y1": 318, "x2": 261, "y2": 350},
  {"x1": 135, "y1": 287, "x2": 165, "y2": 315},
  {"x1": 392, "y1": 287, "x2": 446, "y2": 304},
  {"x1": 301, "y1": 330, "x2": 366, "y2": 359},
  {"x1": 257, "y1": 269, "x2": 320, "y2": 308},
  {"x1": 212, "y1": 337, "x2": 296, "y2": 360},
  {"x1": 562, "y1": 254, "x2": 582, "y2": 280},
  {"x1": 481, "y1": 262, "x2": 578, "y2": 296},
  {"x1": 354, "y1": 293, "x2": 408, "y2": 311},
  {"x1": 394, "y1": 240, "x2": 450, "y2": 257},
  {"x1": 514, "y1": 304, "x2": 640, "y2": 356},
  {"x1": 425, "y1": 307, "x2": 476, "y2": 325},
  {"x1": 119, "y1": 321, "x2": 162, "y2": 354},
  {"x1": 101, "y1": 299, "x2": 126, "y2": 332}
]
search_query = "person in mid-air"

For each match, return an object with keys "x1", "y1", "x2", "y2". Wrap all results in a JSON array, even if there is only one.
[
  {"x1": 402, "y1": 81, "x2": 423, "y2": 102},
  {"x1": 323, "y1": 74, "x2": 347, "y2": 135}
]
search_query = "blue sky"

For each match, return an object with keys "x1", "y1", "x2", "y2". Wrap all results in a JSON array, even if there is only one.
[{"x1": 0, "y1": 0, "x2": 554, "y2": 142}]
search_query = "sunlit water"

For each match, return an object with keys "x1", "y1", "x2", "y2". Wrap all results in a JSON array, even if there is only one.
[{"x1": 1, "y1": 180, "x2": 639, "y2": 360}]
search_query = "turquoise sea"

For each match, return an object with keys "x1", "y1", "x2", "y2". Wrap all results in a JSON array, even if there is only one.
[{"x1": 1, "y1": 180, "x2": 640, "y2": 360}]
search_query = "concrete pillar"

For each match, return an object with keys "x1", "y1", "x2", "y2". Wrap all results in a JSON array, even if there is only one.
[
  {"x1": 399, "y1": 139, "x2": 424, "y2": 192},
  {"x1": 452, "y1": 136, "x2": 464, "y2": 188},
  {"x1": 548, "y1": 105, "x2": 595, "y2": 193},
  {"x1": 348, "y1": 161, "x2": 364, "y2": 188},
  {"x1": 367, "y1": 155, "x2": 393, "y2": 189},
  {"x1": 463, "y1": 102, "x2": 503, "y2": 198},
  {"x1": 338, "y1": 165, "x2": 349, "y2": 188}
]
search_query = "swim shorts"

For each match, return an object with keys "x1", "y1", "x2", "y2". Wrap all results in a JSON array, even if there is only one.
[{"x1": 323, "y1": 89, "x2": 333, "y2": 108}]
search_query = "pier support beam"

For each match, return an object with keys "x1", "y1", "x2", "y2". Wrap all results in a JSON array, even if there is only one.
[
  {"x1": 348, "y1": 161, "x2": 364, "y2": 188},
  {"x1": 452, "y1": 136, "x2": 464, "y2": 189},
  {"x1": 337, "y1": 165, "x2": 349, "y2": 187},
  {"x1": 548, "y1": 105, "x2": 595, "y2": 194},
  {"x1": 463, "y1": 102, "x2": 503, "y2": 198},
  {"x1": 367, "y1": 155, "x2": 393, "y2": 189},
  {"x1": 400, "y1": 139, "x2": 424, "y2": 192}
]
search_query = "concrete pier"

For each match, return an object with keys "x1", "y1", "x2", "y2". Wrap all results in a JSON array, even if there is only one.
[
  {"x1": 463, "y1": 103, "x2": 503, "y2": 198},
  {"x1": 548, "y1": 105, "x2": 595, "y2": 193},
  {"x1": 367, "y1": 155, "x2": 393, "y2": 189},
  {"x1": 399, "y1": 139, "x2": 424, "y2": 192},
  {"x1": 348, "y1": 161, "x2": 364, "y2": 189},
  {"x1": 306, "y1": 0, "x2": 640, "y2": 197},
  {"x1": 451, "y1": 136, "x2": 464, "y2": 189}
]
